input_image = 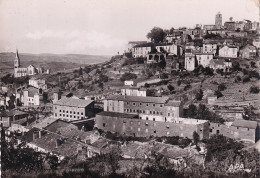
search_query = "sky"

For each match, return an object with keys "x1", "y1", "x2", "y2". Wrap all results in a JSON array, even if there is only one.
[{"x1": 0, "y1": 0, "x2": 259, "y2": 55}]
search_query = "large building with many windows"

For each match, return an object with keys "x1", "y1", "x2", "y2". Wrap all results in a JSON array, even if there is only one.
[
  {"x1": 53, "y1": 98, "x2": 94, "y2": 121},
  {"x1": 103, "y1": 95, "x2": 183, "y2": 122}
]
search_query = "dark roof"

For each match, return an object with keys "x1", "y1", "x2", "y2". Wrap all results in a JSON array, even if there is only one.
[
  {"x1": 54, "y1": 98, "x2": 94, "y2": 108},
  {"x1": 232, "y1": 120, "x2": 257, "y2": 129},
  {"x1": 165, "y1": 100, "x2": 182, "y2": 107},
  {"x1": 6, "y1": 110, "x2": 28, "y2": 117},
  {"x1": 105, "y1": 95, "x2": 169, "y2": 104},
  {"x1": 44, "y1": 119, "x2": 75, "y2": 132},
  {"x1": 133, "y1": 43, "x2": 154, "y2": 48},
  {"x1": 96, "y1": 111, "x2": 138, "y2": 119},
  {"x1": 0, "y1": 111, "x2": 8, "y2": 117},
  {"x1": 24, "y1": 87, "x2": 39, "y2": 97}
]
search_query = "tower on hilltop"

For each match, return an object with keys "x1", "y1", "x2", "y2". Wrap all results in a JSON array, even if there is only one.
[
  {"x1": 14, "y1": 49, "x2": 20, "y2": 68},
  {"x1": 215, "y1": 12, "x2": 222, "y2": 29}
]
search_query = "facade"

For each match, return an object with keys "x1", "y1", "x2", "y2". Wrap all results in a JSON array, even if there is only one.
[
  {"x1": 215, "y1": 12, "x2": 222, "y2": 29},
  {"x1": 224, "y1": 21, "x2": 236, "y2": 31},
  {"x1": 124, "y1": 80, "x2": 135, "y2": 86},
  {"x1": 202, "y1": 40, "x2": 218, "y2": 55},
  {"x1": 121, "y1": 86, "x2": 146, "y2": 97},
  {"x1": 95, "y1": 111, "x2": 209, "y2": 139},
  {"x1": 209, "y1": 58, "x2": 232, "y2": 72},
  {"x1": 19, "y1": 87, "x2": 42, "y2": 106},
  {"x1": 209, "y1": 120, "x2": 258, "y2": 143},
  {"x1": 219, "y1": 45, "x2": 238, "y2": 58},
  {"x1": 251, "y1": 21, "x2": 259, "y2": 31},
  {"x1": 185, "y1": 54, "x2": 196, "y2": 71},
  {"x1": 132, "y1": 43, "x2": 153, "y2": 58},
  {"x1": 147, "y1": 53, "x2": 166, "y2": 64},
  {"x1": 29, "y1": 78, "x2": 47, "y2": 89},
  {"x1": 103, "y1": 95, "x2": 183, "y2": 122},
  {"x1": 155, "y1": 43, "x2": 182, "y2": 56},
  {"x1": 195, "y1": 53, "x2": 214, "y2": 67},
  {"x1": 203, "y1": 25, "x2": 216, "y2": 31},
  {"x1": 226, "y1": 32, "x2": 247, "y2": 38},
  {"x1": 128, "y1": 41, "x2": 147, "y2": 52},
  {"x1": 53, "y1": 98, "x2": 94, "y2": 121},
  {"x1": 239, "y1": 44, "x2": 257, "y2": 58},
  {"x1": 234, "y1": 21, "x2": 245, "y2": 31}
]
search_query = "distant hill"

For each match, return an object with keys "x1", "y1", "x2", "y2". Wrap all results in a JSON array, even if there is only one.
[{"x1": 0, "y1": 52, "x2": 111, "y2": 77}]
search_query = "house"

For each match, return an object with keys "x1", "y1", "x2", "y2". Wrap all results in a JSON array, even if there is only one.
[
  {"x1": 121, "y1": 86, "x2": 147, "y2": 97},
  {"x1": 29, "y1": 78, "x2": 47, "y2": 90},
  {"x1": 185, "y1": 54, "x2": 196, "y2": 71},
  {"x1": 155, "y1": 43, "x2": 183, "y2": 56},
  {"x1": 16, "y1": 87, "x2": 43, "y2": 107},
  {"x1": 209, "y1": 58, "x2": 232, "y2": 72},
  {"x1": 226, "y1": 31, "x2": 247, "y2": 38},
  {"x1": 124, "y1": 80, "x2": 135, "y2": 86},
  {"x1": 251, "y1": 21, "x2": 259, "y2": 31},
  {"x1": 202, "y1": 40, "x2": 218, "y2": 55},
  {"x1": 224, "y1": 21, "x2": 236, "y2": 31},
  {"x1": 203, "y1": 25, "x2": 216, "y2": 31},
  {"x1": 53, "y1": 98, "x2": 95, "y2": 121},
  {"x1": 208, "y1": 95, "x2": 217, "y2": 105},
  {"x1": 195, "y1": 53, "x2": 214, "y2": 67},
  {"x1": 219, "y1": 45, "x2": 238, "y2": 58},
  {"x1": 239, "y1": 44, "x2": 257, "y2": 58},
  {"x1": 231, "y1": 120, "x2": 258, "y2": 142},
  {"x1": 253, "y1": 38, "x2": 260, "y2": 51},
  {"x1": 146, "y1": 53, "x2": 166, "y2": 64},
  {"x1": 234, "y1": 21, "x2": 245, "y2": 31},
  {"x1": 132, "y1": 43, "x2": 153, "y2": 58},
  {"x1": 127, "y1": 41, "x2": 147, "y2": 52},
  {"x1": 207, "y1": 30, "x2": 226, "y2": 37}
]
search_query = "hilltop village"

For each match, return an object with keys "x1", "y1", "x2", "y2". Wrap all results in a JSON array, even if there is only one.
[{"x1": 1, "y1": 13, "x2": 260, "y2": 177}]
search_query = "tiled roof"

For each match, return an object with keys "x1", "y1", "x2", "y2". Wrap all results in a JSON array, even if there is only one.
[
  {"x1": 24, "y1": 87, "x2": 39, "y2": 97},
  {"x1": 97, "y1": 111, "x2": 138, "y2": 119},
  {"x1": 232, "y1": 120, "x2": 257, "y2": 129},
  {"x1": 133, "y1": 43, "x2": 154, "y2": 48},
  {"x1": 6, "y1": 110, "x2": 28, "y2": 117},
  {"x1": 105, "y1": 95, "x2": 169, "y2": 104},
  {"x1": 54, "y1": 98, "x2": 94, "y2": 108},
  {"x1": 165, "y1": 100, "x2": 182, "y2": 107}
]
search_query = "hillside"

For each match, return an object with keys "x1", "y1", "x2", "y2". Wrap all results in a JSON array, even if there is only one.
[{"x1": 0, "y1": 52, "x2": 110, "y2": 77}]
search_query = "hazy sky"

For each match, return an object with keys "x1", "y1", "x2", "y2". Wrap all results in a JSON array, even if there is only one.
[{"x1": 0, "y1": 0, "x2": 259, "y2": 55}]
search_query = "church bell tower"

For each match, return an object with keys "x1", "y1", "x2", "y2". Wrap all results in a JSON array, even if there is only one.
[{"x1": 14, "y1": 49, "x2": 20, "y2": 68}]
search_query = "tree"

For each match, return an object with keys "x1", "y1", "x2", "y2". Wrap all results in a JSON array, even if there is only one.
[
  {"x1": 214, "y1": 90, "x2": 223, "y2": 98},
  {"x1": 218, "y1": 83, "x2": 226, "y2": 91},
  {"x1": 120, "y1": 72, "x2": 137, "y2": 81},
  {"x1": 177, "y1": 80, "x2": 181, "y2": 86},
  {"x1": 250, "y1": 61, "x2": 256, "y2": 68},
  {"x1": 167, "y1": 84, "x2": 175, "y2": 92},
  {"x1": 195, "y1": 89, "x2": 203, "y2": 100},
  {"x1": 79, "y1": 67, "x2": 83, "y2": 76},
  {"x1": 186, "y1": 104, "x2": 197, "y2": 118},
  {"x1": 232, "y1": 61, "x2": 241, "y2": 71},
  {"x1": 250, "y1": 86, "x2": 260, "y2": 94},
  {"x1": 146, "y1": 27, "x2": 167, "y2": 43},
  {"x1": 193, "y1": 131, "x2": 200, "y2": 146},
  {"x1": 203, "y1": 67, "x2": 214, "y2": 76},
  {"x1": 46, "y1": 154, "x2": 59, "y2": 171}
]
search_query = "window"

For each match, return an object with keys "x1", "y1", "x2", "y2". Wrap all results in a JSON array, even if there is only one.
[
  {"x1": 103, "y1": 123, "x2": 106, "y2": 127},
  {"x1": 140, "y1": 103, "x2": 142, "y2": 106},
  {"x1": 60, "y1": 110, "x2": 61, "y2": 112},
  {"x1": 77, "y1": 112, "x2": 79, "y2": 115},
  {"x1": 153, "y1": 111, "x2": 155, "y2": 114},
  {"x1": 70, "y1": 111, "x2": 72, "y2": 114},
  {"x1": 150, "y1": 111, "x2": 152, "y2": 114},
  {"x1": 160, "y1": 104, "x2": 163, "y2": 107},
  {"x1": 55, "y1": 113, "x2": 57, "y2": 117},
  {"x1": 146, "y1": 117, "x2": 148, "y2": 120},
  {"x1": 153, "y1": 104, "x2": 155, "y2": 107},
  {"x1": 157, "y1": 111, "x2": 159, "y2": 115},
  {"x1": 67, "y1": 111, "x2": 68, "y2": 113},
  {"x1": 153, "y1": 118, "x2": 155, "y2": 121},
  {"x1": 146, "y1": 103, "x2": 149, "y2": 106},
  {"x1": 60, "y1": 114, "x2": 62, "y2": 116},
  {"x1": 154, "y1": 130, "x2": 156, "y2": 134},
  {"x1": 210, "y1": 129, "x2": 212, "y2": 133},
  {"x1": 74, "y1": 112, "x2": 75, "y2": 114},
  {"x1": 216, "y1": 130, "x2": 220, "y2": 134},
  {"x1": 168, "y1": 113, "x2": 170, "y2": 117},
  {"x1": 133, "y1": 102, "x2": 136, "y2": 106}
]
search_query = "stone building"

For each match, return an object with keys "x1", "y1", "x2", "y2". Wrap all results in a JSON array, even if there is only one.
[
  {"x1": 219, "y1": 45, "x2": 238, "y2": 58},
  {"x1": 95, "y1": 111, "x2": 209, "y2": 139},
  {"x1": 53, "y1": 98, "x2": 94, "y2": 121},
  {"x1": 103, "y1": 95, "x2": 183, "y2": 122},
  {"x1": 239, "y1": 44, "x2": 257, "y2": 58}
]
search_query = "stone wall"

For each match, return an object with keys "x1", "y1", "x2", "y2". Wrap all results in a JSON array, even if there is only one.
[{"x1": 95, "y1": 114, "x2": 209, "y2": 140}]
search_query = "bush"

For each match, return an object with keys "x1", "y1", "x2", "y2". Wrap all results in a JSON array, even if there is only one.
[
  {"x1": 243, "y1": 76, "x2": 250, "y2": 83},
  {"x1": 195, "y1": 89, "x2": 203, "y2": 100},
  {"x1": 120, "y1": 72, "x2": 137, "y2": 81},
  {"x1": 250, "y1": 86, "x2": 260, "y2": 94},
  {"x1": 218, "y1": 83, "x2": 226, "y2": 91},
  {"x1": 214, "y1": 90, "x2": 223, "y2": 98}
]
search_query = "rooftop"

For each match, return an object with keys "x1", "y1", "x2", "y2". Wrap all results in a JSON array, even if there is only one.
[
  {"x1": 97, "y1": 111, "x2": 138, "y2": 119},
  {"x1": 232, "y1": 120, "x2": 257, "y2": 129},
  {"x1": 105, "y1": 95, "x2": 169, "y2": 104},
  {"x1": 54, "y1": 98, "x2": 94, "y2": 108}
]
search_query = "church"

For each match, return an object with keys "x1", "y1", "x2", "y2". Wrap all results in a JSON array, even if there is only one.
[{"x1": 14, "y1": 50, "x2": 49, "y2": 78}]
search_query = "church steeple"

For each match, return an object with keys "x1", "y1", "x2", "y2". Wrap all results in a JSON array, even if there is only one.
[{"x1": 14, "y1": 49, "x2": 20, "y2": 68}]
